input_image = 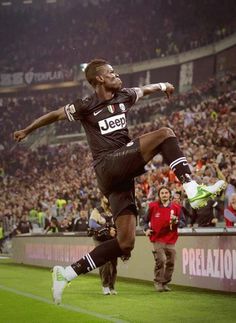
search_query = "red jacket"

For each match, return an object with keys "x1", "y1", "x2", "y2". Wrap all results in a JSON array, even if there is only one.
[{"x1": 146, "y1": 201, "x2": 181, "y2": 244}]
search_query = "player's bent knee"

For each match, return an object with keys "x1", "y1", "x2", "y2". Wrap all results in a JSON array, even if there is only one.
[
  {"x1": 159, "y1": 127, "x2": 175, "y2": 138},
  {"x1": 118, "y1": 239, "x2": 135, "y2": 255}
]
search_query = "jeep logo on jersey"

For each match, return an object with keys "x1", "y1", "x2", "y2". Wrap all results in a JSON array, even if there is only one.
[
  {"x1": 99, "y1": 113, "x2": 126, "y2": 134},
  {"x1": 107, "y1": 105, "x2": 115, "y2": 113}
]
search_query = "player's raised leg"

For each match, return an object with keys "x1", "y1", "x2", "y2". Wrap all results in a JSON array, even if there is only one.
[{"x1": 139, "y1": 127, "x2": 225, "y2": 209}]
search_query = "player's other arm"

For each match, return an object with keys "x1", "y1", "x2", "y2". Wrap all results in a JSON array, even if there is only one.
[
  {"x1": 14, "y1": 106, "x2": 66, "y2": 142},
  {"x1": 136, "y1": 82, "x2": 175, "y2": 99}
]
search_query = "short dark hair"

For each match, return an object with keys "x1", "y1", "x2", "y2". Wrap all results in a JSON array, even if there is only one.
[{"x1": 85, "y1": 58, "x2": 108, "y2": 87}]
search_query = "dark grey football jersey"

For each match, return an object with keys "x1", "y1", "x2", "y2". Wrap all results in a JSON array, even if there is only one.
[{"x1": 64, "y1": 88, "x2": 139, "y2": 164}]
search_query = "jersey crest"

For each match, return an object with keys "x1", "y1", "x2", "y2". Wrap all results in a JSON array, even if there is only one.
[
  {"x1": 107, "y1": 105, "x2": 115, "y2": 114},
  {"x1": 119, "y1": 103, "x2": 126, "y2": 112}
]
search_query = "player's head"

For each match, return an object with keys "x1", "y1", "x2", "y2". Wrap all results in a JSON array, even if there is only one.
[{"x1": 85, "y1": 58, "x2": 122, "y2": 91}]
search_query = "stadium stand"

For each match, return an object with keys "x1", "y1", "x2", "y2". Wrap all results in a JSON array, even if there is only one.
[{"x1": 0, "y1": 0, "x2": 236, "y2": 73}]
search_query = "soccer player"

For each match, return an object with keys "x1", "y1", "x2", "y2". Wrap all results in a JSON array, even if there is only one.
[{"x1": 13, "y1": 59, "x2": 225, "y2": 304}]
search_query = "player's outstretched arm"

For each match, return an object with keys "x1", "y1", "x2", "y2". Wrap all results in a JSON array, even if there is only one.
[
  {"x1": 140, "y1": 82, "x2": 174, "y2": 99},
  {"x1": 14, "y1": 106, "x2": 66, "y2": 142}
]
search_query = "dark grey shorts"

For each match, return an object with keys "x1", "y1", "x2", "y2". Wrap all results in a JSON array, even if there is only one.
[{"x1": 94, "y1": 138, "x2": 146, "y2": 220}]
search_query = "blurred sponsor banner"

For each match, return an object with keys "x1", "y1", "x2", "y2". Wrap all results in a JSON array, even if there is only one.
[
  {"x1": 12, "y1": 232, "x2": 236, "y2": 292},
  {"x1": 13, "y1": 235, "x2": 94, "y2": 267},
  {"x1": 0, "y1": 69, "x2": 75, "y2": 87},
  {"x1": 25, "y1": 241, "x2": 93, "y2": 264}
]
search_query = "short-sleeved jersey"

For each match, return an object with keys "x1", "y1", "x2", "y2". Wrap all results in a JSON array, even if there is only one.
[{"x1": 64, "y1": 88, "x2": 139, "y2": 165}]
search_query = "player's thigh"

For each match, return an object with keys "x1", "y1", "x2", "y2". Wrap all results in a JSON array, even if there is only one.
[
  {"x1": 139, "y1": 127, "x2": 175, "y2": 162},
  {"x1": 95, "y1": 139, "x2": 146, "y2": 192},
  {"x1": 116, "y1": 211, "x2": 136, "y2": 237}
]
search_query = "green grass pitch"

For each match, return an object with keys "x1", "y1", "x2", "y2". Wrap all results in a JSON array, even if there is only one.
[{"x1": 0, "y1": 258, "x2": 235, "y2": 323}]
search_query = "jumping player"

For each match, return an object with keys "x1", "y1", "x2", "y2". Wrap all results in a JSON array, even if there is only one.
[{"x1": 13, "y1": 59, "x2": 225, "y2": 304}]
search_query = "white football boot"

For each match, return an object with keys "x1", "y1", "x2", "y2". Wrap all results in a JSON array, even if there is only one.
[
  {"x1": 52, "y1": 266, "x2": 68, "y2": 305},
  {"x1": 183, "y1": 180, "x2": 226, "y2": 209}
]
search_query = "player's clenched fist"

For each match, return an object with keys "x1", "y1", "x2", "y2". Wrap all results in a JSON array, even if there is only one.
[{"x1": 13, "y1": 129, "x2": 27, "y2": 142}]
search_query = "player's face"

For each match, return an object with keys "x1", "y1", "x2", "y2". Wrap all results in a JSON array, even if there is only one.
[
  {"x1": 159, "y1": 189, "x2": 171, "y2": 203},
  {"x1": 98, "y1": 64, "x2": 122, "y2": 91}
]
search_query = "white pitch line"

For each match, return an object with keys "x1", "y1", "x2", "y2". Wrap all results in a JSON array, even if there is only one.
[
  {"x1": 0, "y1": 285, "x2": 129, "y2": 323},
  {"x1": 0, "y1": 256, "x2": 10, "y2": 259}
]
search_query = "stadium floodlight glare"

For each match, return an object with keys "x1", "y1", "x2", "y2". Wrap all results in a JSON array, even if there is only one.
[
  {"x1": 46, "y1": 0, "x2": 56, "y2": 3},
  {"x1": 80, "y1": 63, "x2": 88, "y2": 72},
  {"x1": 23, "y1": 0, "x2": 32, "y2": 4},
  {"x1": 1, "y1": 1, "x2": 12, "y2": 5}
]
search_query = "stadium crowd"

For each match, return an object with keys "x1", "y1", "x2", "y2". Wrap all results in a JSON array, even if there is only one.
[
  {"x1": 0, "y1": 0, "x2": 236, "y2": 73},
  {"x1": 0, "y1": 74, "x2": 236, "y2": 240}
]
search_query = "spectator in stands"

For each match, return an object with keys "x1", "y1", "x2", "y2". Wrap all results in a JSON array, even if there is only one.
[
  {"x1": 16, "y1": 214, "x2": 33, "y2": 234},
  {"x1": 56, "y1": 196, "x2": 67, "y2": 218},
  {"x1": 45, "y1": 217, "x2": 60, "y2": 234},
  {"x1": 224, "y1": 193, "x2": 236, "y2": 227},
  {"x1": 44, "y1": 211, "x2": 59, "y2": 233},
  {"x1": 29, "y1": 205, "x2": 38, "y2": 223},
  {"x1": 59, "y1": 215, "x2": 73, "y2": 232},
  {"x1": 1, "y1": 0, "x2": 235, "y2": 72},
  {"x1": 73, "y1": 209, "x2": 89, "y2": 232},
  {"x1": 144, "y1": 186, "x2": 185, "y2": 292},
  {"x1": 36, "y1": 209, "x2": 46, "y2": 229},
  {"x1": 190, "y1": 199, "x2": 220, "y2": 227},
  {"x1": 224, "y1": 175, "x2": 236, "y2": 207}
]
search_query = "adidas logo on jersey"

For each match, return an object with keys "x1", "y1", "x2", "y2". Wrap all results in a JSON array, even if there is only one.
[{"x1": 98, "y1": 113, "x2": 126, "y2": 134}]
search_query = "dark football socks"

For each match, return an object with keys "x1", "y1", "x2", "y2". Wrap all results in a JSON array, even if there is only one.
[
  {"x1": 71, "y1": 238, "x2": 123, "y2": 275},
  {"x1": 159, "y1": 136, "x2": 192, "y2": 183}
]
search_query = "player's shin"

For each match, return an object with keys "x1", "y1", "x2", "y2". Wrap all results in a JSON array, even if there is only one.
[
  {"x1": 69, "y1": 238, "x2": 123, "y2": 276},
  {"x1": 159, "y1": 136, "x2": 192, "y2": 183},
  {"x1": 159, "y1": 136, "x2": 225, "y2": 209}
]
